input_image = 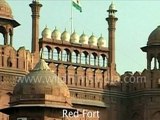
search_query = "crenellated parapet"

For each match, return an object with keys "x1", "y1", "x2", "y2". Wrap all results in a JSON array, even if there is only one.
[
  {"x1": 0, "y1": 45, "x2": 33, "y2": 71},
  {"x1": 121, "y1": 69, "x2": 160, "y2": 92}
]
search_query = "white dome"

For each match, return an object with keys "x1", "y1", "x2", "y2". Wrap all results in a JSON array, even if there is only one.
[
  {"x1": 109, "y1": 2, "x2": 116, "y2": 10},
  {"x1": 70, "y1": 31, "x2": 79, "y2": 43},
  {"x1": 41, "y1": 26, "x2": 52, "y2": 39},
  {"x1": 51, "y1": 27, "x2": 61, "y2": 40},
  {"x1": 61, "y1": 29, "x2": 70, "y2": 42},
  {"x1": 79, "y1": 33, "x2": 88, "y2": 44},
  {"x1": 88, "y1": 34, "x2": 97, "y2": 46},
  {"x1": 97, "y1": 35, "x2": 106, "y2": 47}
]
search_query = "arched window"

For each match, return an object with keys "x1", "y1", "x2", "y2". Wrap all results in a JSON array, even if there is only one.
[
  {"x1": 0, "y1": 26, "x2": 6, "y2": 45},
  {"x1": 0, "y1": 33, "x2": 3, "y2": 45}
]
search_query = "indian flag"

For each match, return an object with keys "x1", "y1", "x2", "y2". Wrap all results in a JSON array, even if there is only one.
[{"x1": 72, "y1": 0, "x2": 82, "y2": 12}]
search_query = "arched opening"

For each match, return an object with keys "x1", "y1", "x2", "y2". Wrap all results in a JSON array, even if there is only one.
[
  {"x1": 43, "y1": 46, "x2": 52, "y2": 59},
  {"x1": 63, "y1": 49, "x2": 71, "y2": 62},
  {"x1": 90, "y1": 53, "x2": 97, "y2": 66},
  {"x1": 151, "y1": 56, "x2": 154, "y2": 70},
  {"x1": 72, "y1": 50, "x2": 80, "y2": 63},
  {"x1": 101, "y1": 54, "x2": 108, "y2": 67},
  {"x1": 81, "y1": 51, "x2": 89, "y2": 64},
  {"x1": 90, "y1": 54, "x2": 94, "y2": 65},
  {"x1": 99, "y1": 55, "x2": 103, "y2": 67},
  {"x1": 81, "y1": 52, "x2": 85, "y2": 64},
  {"x1": 0, "y1": 26, "x2": 6, "y2": 45},
  {"x1": 53, "y1": 47, "x2": 61, "y2": 61},
  {"x1": 0, "y1": 33, "x2": 3, "y2": 45}
]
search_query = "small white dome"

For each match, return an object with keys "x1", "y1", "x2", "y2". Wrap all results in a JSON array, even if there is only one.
[
  {"x1": 79, "y1": 33, "x2": 88, "y2": 44},
  {"x1": 61, "y1": 29, "x2": 70, "y2": 42},
  {"x1": 41, "y1": 26, "x2": 52, "y2": 39},
  {"x1": 88, "y1": 34, "x2": 97, "y2": 46},
  {"x1": 97, "y1": 35, "x2": 106, "y2": 47},
  {"x1": 51, "y1": 27, "x2": 61, "y2": 40},
  {"x1": 109, "y1": 2, "x2": 116, "y2": 10},
  {"x1": 70, "y1": 31, "x2": 79, "y2": 43}
]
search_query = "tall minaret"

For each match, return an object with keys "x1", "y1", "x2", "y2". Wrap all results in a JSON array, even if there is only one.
[
  {"x1": 106, "y1": 2, "x2": 118, "y2": 72},
  {"x1": 29, "y1": 0, "x2": 42, "y2": 53}
]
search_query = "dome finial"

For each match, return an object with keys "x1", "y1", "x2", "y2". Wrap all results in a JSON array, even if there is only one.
[{"x1": 107, "y1": 1, "x2": 117, "y2": 16}]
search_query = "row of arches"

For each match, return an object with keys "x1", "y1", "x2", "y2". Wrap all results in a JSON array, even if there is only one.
[
  {"x1": 43, "y1": 46, "x2": 108, "y2": 67},
  {"x1": 49, "y1": 63, "x2": 108, "y2": 89}
]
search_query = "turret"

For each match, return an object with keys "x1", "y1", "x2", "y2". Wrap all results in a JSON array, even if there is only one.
[{"x1": 106, "y1": 2, "x2": 118, "y2": 70}]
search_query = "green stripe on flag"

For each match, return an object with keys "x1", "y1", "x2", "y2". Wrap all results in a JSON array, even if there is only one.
[{"x1": 72, "y1": 0, "x2": 82, "y2": 12}]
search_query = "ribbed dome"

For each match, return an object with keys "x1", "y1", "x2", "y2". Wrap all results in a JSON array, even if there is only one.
[
  {"x1": 51, "y1": 27, "x2": 61, "y2": 40},
  {"x1": 97, "y1": 35, "x2": 106, "y2": 47},
  {"x1": 12, "y1": 59, "x2": 71, "y2": 107},
  {"x1": 0, "y1": 0, "x2": 13, "y2": 19},
  {"x1": 88, "y1": 34, "x2": 97, "y2": 46},
  {"x1": 79, "y1": 33, "x2": 88, "y2": 44},
  {"x1": 148, "y1": 26, "x2": 160, "y2": 45},
  {"x1": 70, "y1": 31, "x2": 79, "y2": 43},
  {"x1": 41, "y1": 26, "x2": 52, "y2": 39},
  {"x1": 61, "y1": 29, "x2": 70, "y2": 42}
]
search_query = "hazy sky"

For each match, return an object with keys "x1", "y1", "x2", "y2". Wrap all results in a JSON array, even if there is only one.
[{"x1": 5, "y1": 0, "x2": 160, "y2": 74}]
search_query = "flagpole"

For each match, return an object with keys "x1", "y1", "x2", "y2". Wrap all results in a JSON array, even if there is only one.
[{"x1": 71, "y1": 0, "x2": 73, "y2": 33}]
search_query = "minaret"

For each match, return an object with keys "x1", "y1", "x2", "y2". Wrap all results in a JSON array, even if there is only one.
[
  {"x1": 29, "y1": 0, "x2": 42, "y2": 53},
  {"x1": 106, "y1": 2, "x2": 118, "y2": 71}
]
